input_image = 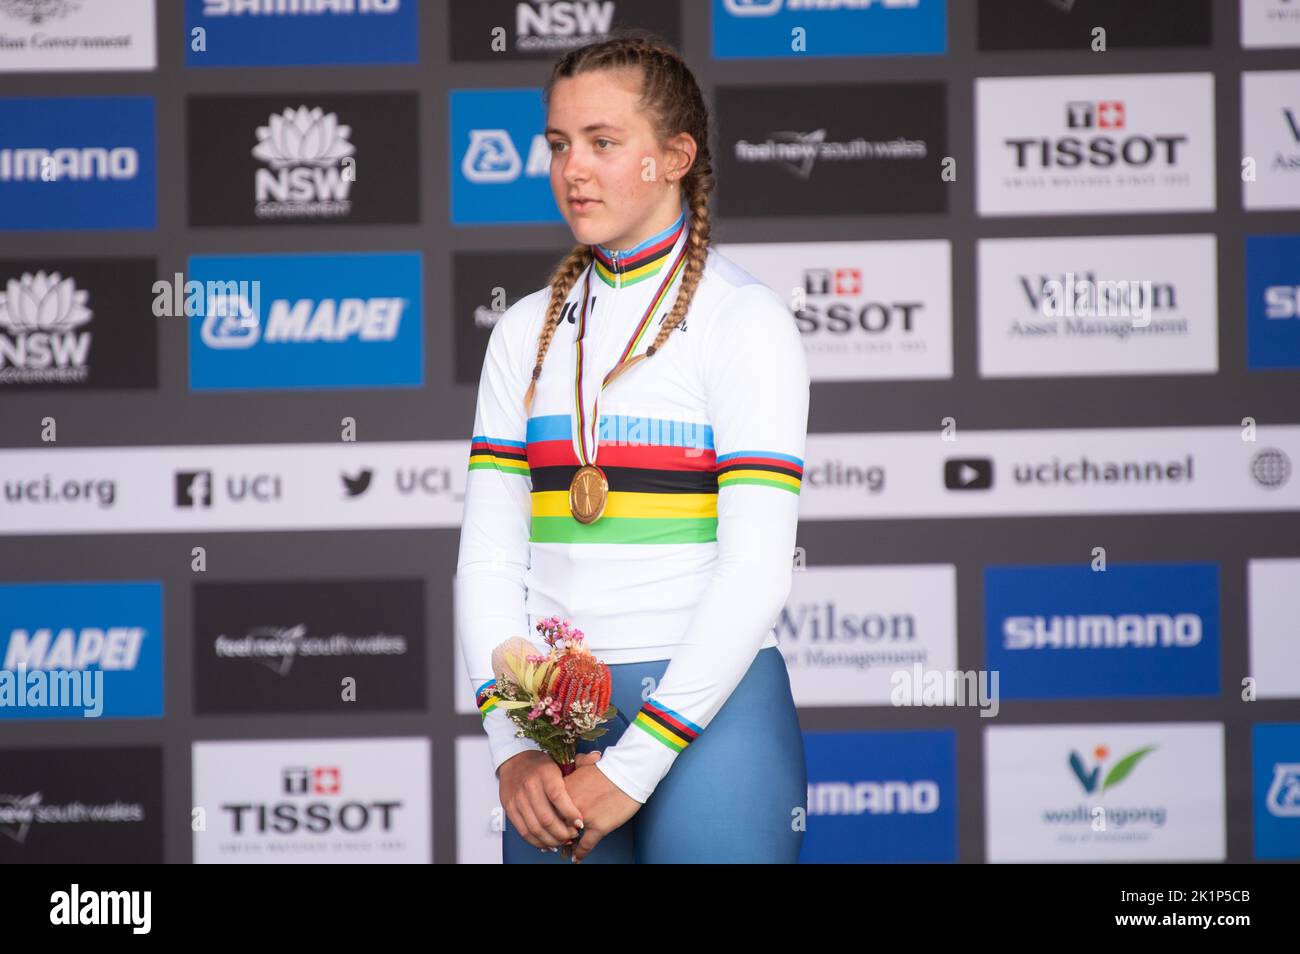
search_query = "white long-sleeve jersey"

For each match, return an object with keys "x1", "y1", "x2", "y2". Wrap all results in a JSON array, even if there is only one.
[{"x1": 454, "y1": 202, "x2": 810, "y2": 804}]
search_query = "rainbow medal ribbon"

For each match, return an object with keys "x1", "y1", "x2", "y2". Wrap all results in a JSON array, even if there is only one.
[{"x1": 568, "y1": 242, "x2": 691, "y2": 525}]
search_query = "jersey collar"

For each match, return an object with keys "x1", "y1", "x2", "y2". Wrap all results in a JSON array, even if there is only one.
[{"x1": 589, "y1": 201, "x2": 689, "y2": 289}]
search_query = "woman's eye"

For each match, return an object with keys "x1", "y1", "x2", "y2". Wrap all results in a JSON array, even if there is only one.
[
  {"x1": 549, "y1": 140, "x2": 566, "y2": 153},
  {"x1": 595, "y1": 139, "x2": 612, "y2": 149}
]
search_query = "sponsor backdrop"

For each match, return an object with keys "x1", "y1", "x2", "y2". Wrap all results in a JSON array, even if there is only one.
[{"x1": 0, "y1": 0, "x2": 1297, "y2": 863}]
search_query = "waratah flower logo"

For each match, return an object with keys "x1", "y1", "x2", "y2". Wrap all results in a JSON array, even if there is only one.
[
  {"x1": 252, "y1": 106, "x2": 355, "y2": 169},
  {"x1": 0, "y1": 271, "x2": 92, "y2": 332}
]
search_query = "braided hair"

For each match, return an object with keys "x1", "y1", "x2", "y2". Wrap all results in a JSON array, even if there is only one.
[{"x1": 523, "y1": 33, "x2": 715, "y2": 414}]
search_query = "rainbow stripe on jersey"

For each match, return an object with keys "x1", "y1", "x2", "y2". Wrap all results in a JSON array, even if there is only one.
[
  {"x1": 632, "y1": 697, "x2": 702, "y2": 753},
  {"x1": 523, "y1": 413, "x2": 802, "y2": 545},
  {"x1": 590, "y1": 210, "x2": 687, "y2": 288}
]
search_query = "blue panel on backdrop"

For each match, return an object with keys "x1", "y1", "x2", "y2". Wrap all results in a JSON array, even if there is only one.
[
  {"x1": 712, "y1": 0, "x2": 947, "y2": 58},
  {"x1": 0, "y1": 97, "x2": 156, "y2": 232},
  {"x1": 449, "y1": 88, "x2": 563, "y2": 226},
  {"x1": 0, "y1": 582, "x2": 163, "y2": 720},
  {"x1": 985, "y1": 563, "x2": 1221, "y2": 700},
  {"x1": 188, "y1": 252, "x2": 424, "y2": 391},
  {"x1": 1246, "y1": 234, "x2": 1300, "y2": 370},
  {"x1": 801, "y1": 729, "x2": 957, "y2": 863},
  {"x1": 1254, "y1": 723, "x2": 1300, "y2": 860},
  {"x1": 184, "y1": 0, "x2": 418, "y2": 67}
]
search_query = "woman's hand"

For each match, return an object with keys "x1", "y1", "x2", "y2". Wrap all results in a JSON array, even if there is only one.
[
  {"x1": 498, "y1": 750, "x2": 597, "y2": 851},
  {"x1": 563, "y1": 752, "x2": 642, "y2": 862}
]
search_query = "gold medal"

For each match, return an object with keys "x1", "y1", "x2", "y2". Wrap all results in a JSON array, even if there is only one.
[
  {"x1": 568, "y1": 464, "x2": 609, "y2": 524},
  {"x1": 567, "y1": 224, "x2": 690, "y2": 525}
]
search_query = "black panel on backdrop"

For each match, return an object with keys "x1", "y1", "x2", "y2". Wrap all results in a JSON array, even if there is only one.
[
  {"x1": 715, "y1": 83, "x2": 948, "y2": 217},
  {"x1": 452, "y1": 250, "x2": 563, "y2": 384},
  {"x1": 448, "y1": 0, "x2": 682, "y2": 61},
  {"x1": 0, "y1": 257, "x2": 158, "y2": 391},
  {"x1": 0, "y1": 747, "x2": 164, "y2": 864},
  {"x1": 193, "y1": 579, "x2": 426, "y2": 714},
  {"x1": 977, "y1": 0, "x2": 1213, "y2": 51},
  {"x1": 186, "y1": 93, "x2": 420, "y2": 227}
]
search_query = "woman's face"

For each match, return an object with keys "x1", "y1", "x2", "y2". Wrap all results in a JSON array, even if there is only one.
[{"x1": 546, "y1": 68, "x2": 688, "y2": 251}]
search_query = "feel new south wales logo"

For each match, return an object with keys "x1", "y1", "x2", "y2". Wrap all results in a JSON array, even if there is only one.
[{"x1": 1040, "y1": 744, "x2": 1167, "y2": 841}]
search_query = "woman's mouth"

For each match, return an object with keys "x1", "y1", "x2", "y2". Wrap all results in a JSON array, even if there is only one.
[{"x1": 570, "y1": 198, "x2": 600, "y2": 212}]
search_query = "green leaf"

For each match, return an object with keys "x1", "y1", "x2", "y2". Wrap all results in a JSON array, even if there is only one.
[{"x1": 1102, "y1": 746, "x2": 1157, "y2": 792}]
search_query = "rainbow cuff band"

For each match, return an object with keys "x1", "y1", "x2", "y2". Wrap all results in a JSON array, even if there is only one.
[
  {"x1": 716, "y1": 449, "x2": 803, "y2": 495},
  {"x1": 476, "y1": 679, "x2": 501, "y2": 718},
  {"x1": 468, "y1": 436, "x2": 529, "y2": 478},
  {"x1": 632, "y1": 698, "x2": 703, "y2": 753}
]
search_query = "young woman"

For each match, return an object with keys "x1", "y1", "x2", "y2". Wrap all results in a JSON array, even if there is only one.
[{"x1": 455, "y1": 34, "x2": 810, "y2": 863}]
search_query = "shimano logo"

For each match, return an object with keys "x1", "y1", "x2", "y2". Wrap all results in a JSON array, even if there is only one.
[
  {"x1": 202, "y1": 0, "x2": 399, "y2": 14},
  {"x1": 0, "y1": 147, "x2": 138, "y2": 181},
  {"x1": 1003, "y1": 613, "x2": 1202, "y2": 650},
  {"x1": 807, "y1": 780, "x2": 939, "y2": 815}
]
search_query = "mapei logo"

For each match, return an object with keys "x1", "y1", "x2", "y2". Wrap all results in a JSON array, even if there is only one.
[
  {"x1": 283, "y1": 765, "x2": 341, "y2": 796},
  {"x1": 1069, "y1": 744, "x2": 1156, "y2": 795},
  {"x1": 188, "y1": 251, "x2": 422, "y2": 390}
]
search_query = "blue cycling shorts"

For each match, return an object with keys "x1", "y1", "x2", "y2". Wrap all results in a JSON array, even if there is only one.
[{"x1": 502, "y1": 645, "x2": 807, "y2": 863}]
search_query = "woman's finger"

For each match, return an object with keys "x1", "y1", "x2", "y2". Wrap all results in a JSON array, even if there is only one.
[{"x1": 571, "y1": 825, "x2": 602, "y2": 862}]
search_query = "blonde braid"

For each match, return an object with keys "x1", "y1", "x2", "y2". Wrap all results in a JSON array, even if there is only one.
[
  {"x1": 523, "y1": 244, "x2": 592, "y2": 415},
  {"x1": 642, "y1": 172, "x2": 712, "y2": 359}
]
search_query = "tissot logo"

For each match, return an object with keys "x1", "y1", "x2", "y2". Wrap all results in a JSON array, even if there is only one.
[
  {"x1": 222, "y1": 765, "x2": 401, "y2": 835},
  {"x1": 1008, "y1": 100, "x2": 1184, "y2": 170},
  {"x1": 1066, "y1": 99, "x2": 1124, "y2": 129},
  {"x1": 977, "y1": 74, "x2": 1214, "y2": 216},
  {"x1": 945, "y1": 458, "x2": 993, "y2": 490}
]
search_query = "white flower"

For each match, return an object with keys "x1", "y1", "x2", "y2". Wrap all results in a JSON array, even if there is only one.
[
  {"x1": 252, "y1": 106, "x2": 355, "y2": 169},
  {"x1": 0, "y1": 271, "x2": 91, "y2": 332}
]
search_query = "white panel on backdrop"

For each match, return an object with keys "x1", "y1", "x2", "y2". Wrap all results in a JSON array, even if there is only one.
[
  {"x1": 797, "y1": 425, "x2": 1300, "y2": 519},
  {"x1": 1241, "y1": 0, "x2": 1300, "y2": 48},
  {"x1": 716, "y1": 240, "x2": 953, "y2": 381},
  {"x1": 192, "y1": 737, "x2": 431, "y2": 863},
  {"x1": 0, "y1": 440, "x2": 468, "y2": 534},
  {"x1": 456, "y1": 736, "x2": 504, "y2": 864},
  {"x1": 1242, "y1": 71, "x2": 1300, "y2": 211},
  {"x1": 0, "y1": 0, "x2": 155, "y2": 72},
  {"x1": 977, "y1": 73, "x2": 1215, "y2": 216},
  {"x1": 977, "y1": 234, "x2": 1219, "y2": 377},
  {"x1": 1248, "y1": 558, "x2": 1300, "y2": 699},
  {"x1": 780, "y1": 565, "x2": 957, "y2": 706},
  {"x1": 985, "y1": 722, "x2": 1225, "y2": 862}
]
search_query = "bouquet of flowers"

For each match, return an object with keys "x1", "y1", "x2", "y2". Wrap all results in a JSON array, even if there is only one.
[{"x1": 490, "y1": 616, "x2": 618, "y2": 777}]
